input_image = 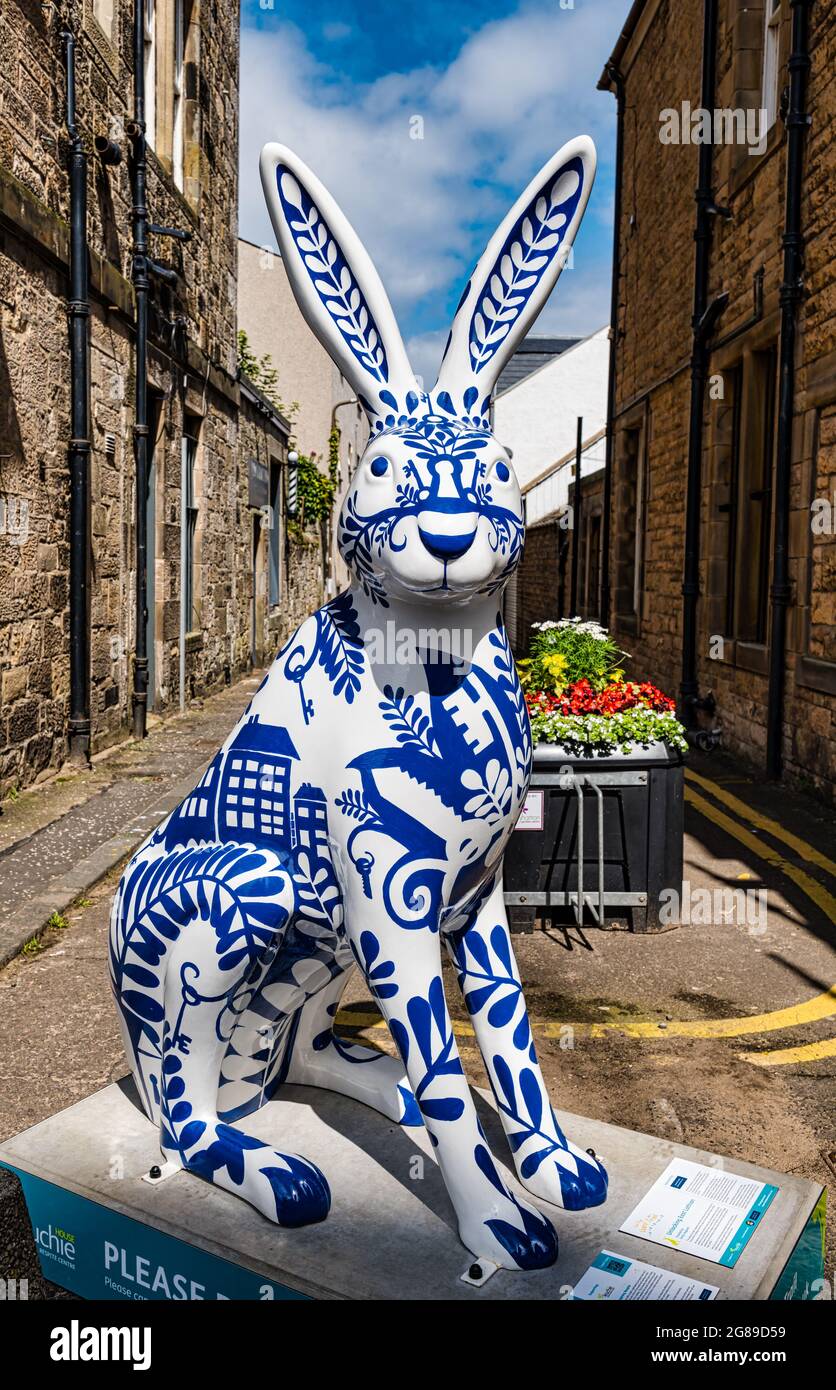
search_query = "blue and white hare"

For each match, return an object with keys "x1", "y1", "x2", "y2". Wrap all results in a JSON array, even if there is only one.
[{"x1": 110, "y1": 135, "x2": 607, "y2": 1273}]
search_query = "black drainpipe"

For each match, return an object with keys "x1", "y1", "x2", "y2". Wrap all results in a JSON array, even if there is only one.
[
  {"x1": 599, "y1": 60, "x2": 625, "y2": 629},
  {"x1": 680, "y1": 0, "x2": 729, "y2": 726},
  {"x1": 766, "y1": 0, "x2": 813, "y2": 778},
  {"x1": 61, "y1": 27, "x2": 92, "y2": 764},
  {"x1": 128, "y1": 1, "x2": 150, "y2": 739}
]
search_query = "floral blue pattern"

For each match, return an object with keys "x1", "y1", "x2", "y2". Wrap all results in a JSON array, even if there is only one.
[
  {"x1": 110, "y1": 135, "x2": 605, "y2": 1273},
  {"x1": 276, "y1": 165, "x2": 390, "y2": 385},
  {"x1": 467, "y1": 156, "x2": 585, "y2": 374}
]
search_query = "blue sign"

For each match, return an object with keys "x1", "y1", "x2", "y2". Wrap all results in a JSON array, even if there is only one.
[{"x1": 2, "y1": 1163, "x2": 309, "y2": 1301}]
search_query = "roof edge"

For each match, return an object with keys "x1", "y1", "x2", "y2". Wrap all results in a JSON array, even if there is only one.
[{"x1": 597, "y1": 0, "x2": 650, "y2": 89}]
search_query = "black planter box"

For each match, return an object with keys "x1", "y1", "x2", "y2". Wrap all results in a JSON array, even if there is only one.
[{"x1": 503, "y1": 741, "x2": 684, "y2": 933}]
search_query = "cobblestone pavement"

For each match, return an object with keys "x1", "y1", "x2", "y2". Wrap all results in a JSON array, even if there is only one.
[
  {"x1": 0, "y1": 733, "x2": 833, "y2": 1298},
  {"x1": 0, "y1": 677, "x2": 261, "y2": 955}
]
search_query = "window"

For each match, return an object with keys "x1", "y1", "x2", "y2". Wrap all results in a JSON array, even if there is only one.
[
  {"x1": 761, "y1": 0, "x2": 782, "y2": 132},
  {"x1": 805, "y1": 404, "x2": 836, "y2": 662},
  {"x1": 269, "y1": 458, "x2": 282, "y2": 606},
  {"x1": 93, "y1": 0, "x2": 115, "y2": 44},
  {"x1": 583, "y1": 512, "x2": 602, "y2": 620},
  {"x1": 614, "y1": 420, "x2": 647, "y2": 629},
  {"x1": 728, "y1": 349, "x2": 777, "y2": 643},
  {"x1": 182, "y1": 419, "x2": 199, "y2": 632},
  {"x1": 172, "y1": 0, "x2": 185, "y2": 189},
  {"x1": 717, "y1": 365, "x2": 743, "y2": 637},
  {"x1": 143, "y1": 0, "x2": 156, "y2": 149}
]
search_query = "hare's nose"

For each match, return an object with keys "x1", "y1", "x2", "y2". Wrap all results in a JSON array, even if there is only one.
[{"x1": 417, "y1": 509, "x2": 477, "y2": 561}]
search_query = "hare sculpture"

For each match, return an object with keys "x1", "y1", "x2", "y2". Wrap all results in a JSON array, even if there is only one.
[{"x1": 110, "y1": 135, "x2": 607, "y2": 1273}]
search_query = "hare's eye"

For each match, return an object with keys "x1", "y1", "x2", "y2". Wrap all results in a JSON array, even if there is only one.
[
  {"x1": 494, "y1": 460, "x2": 510, "y2": 483},
  {"x1": 370, "y1": 457, "x2": 390, "y2": 477}
]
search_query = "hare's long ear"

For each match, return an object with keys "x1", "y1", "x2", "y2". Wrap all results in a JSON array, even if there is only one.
[
  {"x1": 433, "y1": 136, "x2": 596, "y2": 416},
  {"x1": 260, "y1": 144, "x2": 422, "y2": 426}
]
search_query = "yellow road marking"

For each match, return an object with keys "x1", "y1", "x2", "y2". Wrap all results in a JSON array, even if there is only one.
[
  {"x1": 334, "y1": 782, "x2": 836, "y2": 1062},
  {"x1": 684, "y1": 785, "x2": 836, "y2": 926},
  {"x1": 686, "y1": 768, "x2": 836, "y2": 878},
  {"x1": 541, "y1": 987, "x2": 836, "y2": 1040},
  {"x1": 338, "y1": 987, "x2": 836, "y2": 1043},
  {"x1": 739, "y1": 1035, "x2": 836, "y2": 1067}
]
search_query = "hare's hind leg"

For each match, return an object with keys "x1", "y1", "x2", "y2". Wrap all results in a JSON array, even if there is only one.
[
  {"x1": 285, "y1": 969, "x2": 421, "y2": 1127},
  {"x1": 159, "y1": 878, "x2": 330, "y2": 1227}
]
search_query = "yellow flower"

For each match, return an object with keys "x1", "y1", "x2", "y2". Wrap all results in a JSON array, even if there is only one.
[
  {"x1": 541, "y1": 652, "x2": 568, "y2": 692},
  {"x1": 516, "y1": 659, "x2": 533, "y2": 689}
]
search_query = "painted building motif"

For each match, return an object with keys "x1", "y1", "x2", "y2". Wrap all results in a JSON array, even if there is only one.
[{"x1": 163, "y1": 715, "x2": 332, "y2": 864}]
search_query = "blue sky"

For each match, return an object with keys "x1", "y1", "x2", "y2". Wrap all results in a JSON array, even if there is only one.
[{"x1": 239, "y1": 0, "x2": 630, "y2": 385}]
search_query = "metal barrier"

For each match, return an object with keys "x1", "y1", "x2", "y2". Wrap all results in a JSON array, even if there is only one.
[{"x1": 503, "y1": 769, "x2": 650, "y2": 925}]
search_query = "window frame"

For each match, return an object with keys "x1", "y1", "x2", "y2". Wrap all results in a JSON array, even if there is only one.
[
  {"x1": 761, "y1": 0, "x2": 782, "y2": 133},
  {"x1": 268, "y1": 457, "x2": 283, "y2": 608},
  {"x1": 182, "y1": 418, "x2": 200, "y2": 634},
  {"x1": 172, "y1": 0, "x2": 185, "y2": 190},
  {"x1": 143, "y1": 0, "x2": 156, "y2": 150}
]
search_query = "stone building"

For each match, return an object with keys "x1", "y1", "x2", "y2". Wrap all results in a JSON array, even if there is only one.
[
  {"x1": 495, "y1": 330, "x2": 609, "y2": 649},
  {"x1": 598, "y1": 0, "x2": 835, "y2": 802},
  {"x1": 238, "y1": 235, "x2": 369, "y2": 592},
  {"x1": 0, "y1": 0, "x2": 324, "y2": 798},
  {"x1": 510, "y1": 434, "x2": 607, "y2": 650}
]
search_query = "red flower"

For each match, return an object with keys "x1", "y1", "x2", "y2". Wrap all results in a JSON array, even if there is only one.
[{"x1": 525, "y1": 677, "x2": 676, "y2": 719}]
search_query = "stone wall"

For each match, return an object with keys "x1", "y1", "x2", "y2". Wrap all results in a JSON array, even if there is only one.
[
  {"x1": 0, "y1": 0, "x2": 324, "y2": 797},
  {"x1": 238, "y1": 236, "x2": 369, "y2": 593},
  {"x1": 602, "y1": 0, "x2": 836, "y2": 802},
  {"x1": 512, "y1": 521, "x2": 563, "y2": 655}
]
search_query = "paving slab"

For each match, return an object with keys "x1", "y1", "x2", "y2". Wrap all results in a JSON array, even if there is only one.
[{"x1": 0, "y1": 677, "x2": 260, "y2": 967}]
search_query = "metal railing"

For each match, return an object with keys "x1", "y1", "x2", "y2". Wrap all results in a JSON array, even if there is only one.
[{"x1": 503, "y1": 768, "x2": 649, "y2": 924}]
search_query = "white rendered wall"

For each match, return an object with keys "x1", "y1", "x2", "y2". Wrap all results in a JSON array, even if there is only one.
[{"x1": 493, "y1": 326, "x2": 610, "y2": 493}]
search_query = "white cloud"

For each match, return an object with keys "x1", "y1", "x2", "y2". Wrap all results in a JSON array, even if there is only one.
[
  {"x1": 322, "y1": 21, "x2": 352, "y2": 42},
  {"x1": 239, "y1": 3, "x2": 625, "y2": 384}
]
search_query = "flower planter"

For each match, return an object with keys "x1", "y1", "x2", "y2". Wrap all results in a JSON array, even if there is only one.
[{"x1": 503, "y1": 740, "x2": 684, "y2": 934}]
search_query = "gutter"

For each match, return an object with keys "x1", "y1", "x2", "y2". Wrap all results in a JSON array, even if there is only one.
[
  {"x1": 679, "y1": 0, "x2": 729, "y2": 726},
  {"x1": 61, "y1": 27, "x2": 92, "y2": 765},
  {"x1": 238, "y1": 373, "x2": 291, "y2": 435},
  {"x1": 598, "y1": 59, "x2": 625, "y2": 627},
  {"x1": 766, "y1": 0, "x2": 813, "y2": 779},
  {"x1": 128, "y1": 0, "x2": 150, "y2": 740}
]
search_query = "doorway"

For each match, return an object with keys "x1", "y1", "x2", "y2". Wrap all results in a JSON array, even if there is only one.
[
  {"x1": 251, "y1": 511, "x2": 265, "y2": 668},
  {"x1": 145, "y1": 395, "x2": 161, "y2": 710}
]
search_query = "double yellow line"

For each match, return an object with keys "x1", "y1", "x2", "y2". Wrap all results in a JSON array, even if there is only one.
[
  {"x1": 682, "y1": 768, "x2": 836, "y2": 1066},
  {"x1": 335, "y1": 768, "x2": 836, "y2": 1067}
]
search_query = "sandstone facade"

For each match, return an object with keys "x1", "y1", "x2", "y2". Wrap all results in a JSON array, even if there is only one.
[
  {"x1": 598, "y1": 0, "x2": 835, "y2": 802},
  {"x1": 0, "y1": 0, "x2": 326, "y2": 795}
]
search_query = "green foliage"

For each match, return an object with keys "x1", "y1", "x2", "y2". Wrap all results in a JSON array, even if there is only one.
[
  {"x1": 236, "y1": 330, "x2": 296, "y2": 422},
  {"x1": 295, "y1": 454, "x2": 337, "y2": 526},
  {"x1": 525, "y1": 617, "x2": 628, "y2": 690},
  {"x1": 328, "y1": 423, "x2": 341, "y2": 479},
  {"x1": 236, "y1": 329, "x2": 260, "y2": 381},
  {"x1": 292, "y1": 426, "x2": 341, "y2": 529},
  {"x1": 527, "y1": 705, "x2": 689, "y2": 755}
]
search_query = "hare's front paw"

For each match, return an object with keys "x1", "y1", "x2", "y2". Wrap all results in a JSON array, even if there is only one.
[
  {"x1": 458, "y1": 1144, "x2": 558, "y2": 1271},
  {"x1": 518, "y1": 1140, "x2": 608, "y2": 1212}
]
